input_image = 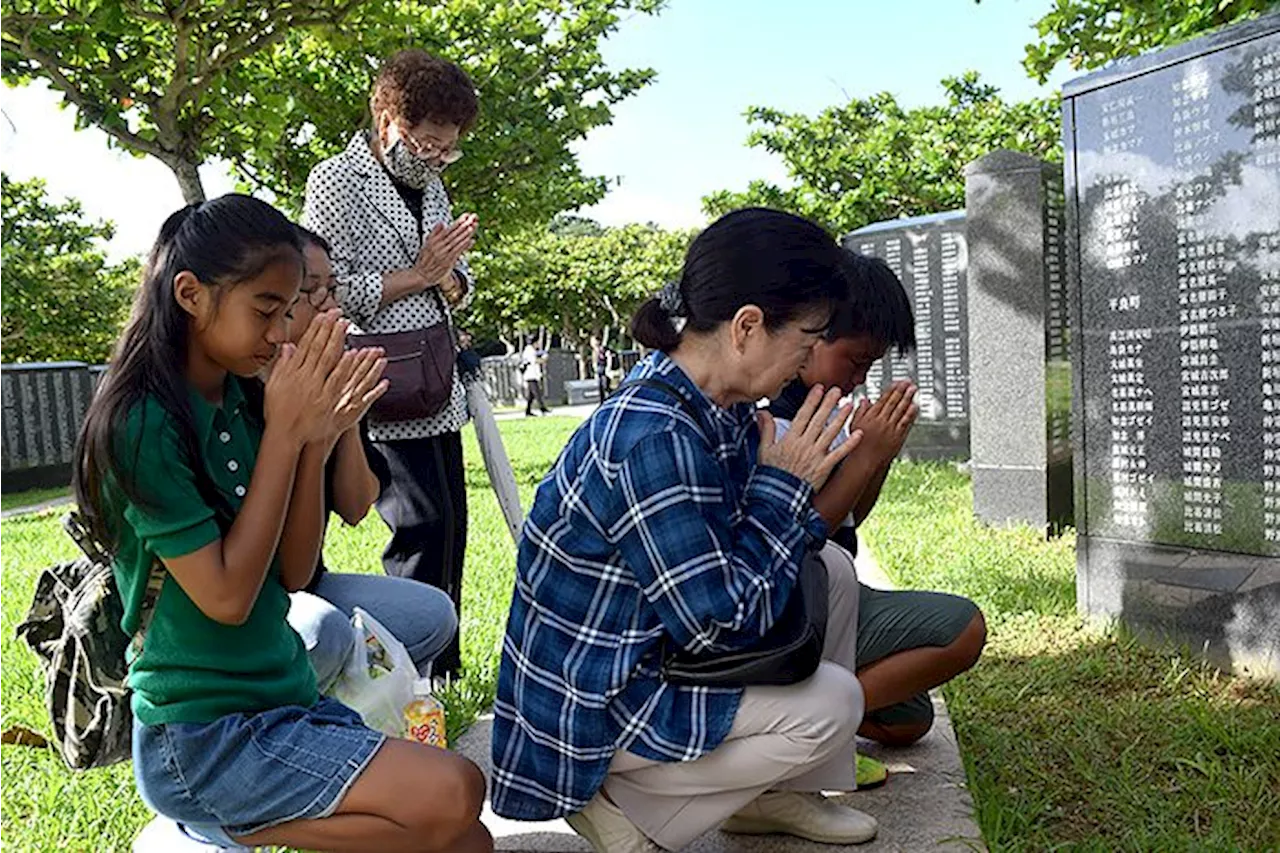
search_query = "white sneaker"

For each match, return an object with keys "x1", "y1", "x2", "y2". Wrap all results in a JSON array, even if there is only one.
[
  {"x1": 721, "y1": 791, "x2": 878, "y2": 844},
  {"x1": 565, "y1": 792, "x2": 662, "y2": 853},
  {"x1": 132, "y1": 817, "x2": 251, "y2": 852}
]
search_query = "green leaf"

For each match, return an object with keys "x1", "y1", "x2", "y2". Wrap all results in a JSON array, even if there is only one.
[
  {"x1": 1020, "y1": 0, "x2": 1273, "y2": 83},
  {"x1": 702, "y1": 74, "x2": 1061, "y2": 236},
  {"x1": 0, "y1": 174, "x2": 139, "y2": 363},
  {"x1": 0, "y1": 0, "x2": 660, "y2": 227}
]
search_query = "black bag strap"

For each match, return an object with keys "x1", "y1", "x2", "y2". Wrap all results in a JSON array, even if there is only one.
[
  {"x1": 428, "y1": 282, "x2": 456, "y2": 341},
  {"x1": 615, "y1": 377, "x2": 709, "y2": 440}
]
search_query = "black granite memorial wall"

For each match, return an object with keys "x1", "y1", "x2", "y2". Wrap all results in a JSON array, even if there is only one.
[
  {"x1": 1064, "y1": 13, "x2": 1280, "y2": 675},
  {"x1": 843, "y1": 211, "x2": 970, "y2": 460},
  {"x1": 1, "y1": 362, "x2": 94, "y2": 493}
]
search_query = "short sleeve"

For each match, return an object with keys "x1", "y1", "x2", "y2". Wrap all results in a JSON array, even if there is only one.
[
  {"x1": 118, "y1": 404, "x2": 220, "y2": 560},
  {"x1": 775, "y1": 413, "x2": 851, "y2": 450}
]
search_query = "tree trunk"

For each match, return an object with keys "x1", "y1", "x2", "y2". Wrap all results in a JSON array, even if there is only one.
[
  {"x1": 571, "y1": 329, "x2": 587, "y2": 381},
  {"x1": 166, "y1": 156, "x2": 207, "y2": 204}
]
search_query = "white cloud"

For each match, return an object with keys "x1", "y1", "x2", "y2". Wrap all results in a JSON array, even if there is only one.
[{"x1": 1075, "y1": 147, "x2": 1280, "y2": 273}]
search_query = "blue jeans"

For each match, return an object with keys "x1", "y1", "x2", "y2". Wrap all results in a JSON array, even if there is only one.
[{"x1": 288, "y1": 572, "x2": 458, "y2": 691}]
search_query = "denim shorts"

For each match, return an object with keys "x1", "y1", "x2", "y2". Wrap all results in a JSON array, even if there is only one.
[{"x1": 132, "y1": 696, "x2": 386, "y2": 846}]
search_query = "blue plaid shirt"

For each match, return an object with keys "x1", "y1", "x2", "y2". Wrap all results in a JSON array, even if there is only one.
[{"x1": 491, "y1": 353, "x2": 827, "y2": 820}]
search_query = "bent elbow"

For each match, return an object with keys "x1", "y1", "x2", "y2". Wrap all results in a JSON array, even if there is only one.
[
  {"x1": 335, "y1": 477, "x2": 380, "y2": 527},
  {"x1": 204, "y1": 598, "x2": 253, "y2": 627}
]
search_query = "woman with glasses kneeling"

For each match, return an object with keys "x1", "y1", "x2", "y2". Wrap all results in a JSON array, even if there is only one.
[{"x1": 491, "y1": 208, "x2": 880, "y2": 852}]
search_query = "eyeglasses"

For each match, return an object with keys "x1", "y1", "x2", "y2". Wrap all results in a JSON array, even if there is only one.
[
  {"x1": 398, "y1": 124, "x2": 464, "y2": 164},
  {"x1": 300, "y1": 277, "x2": 338, "y2": 308}
]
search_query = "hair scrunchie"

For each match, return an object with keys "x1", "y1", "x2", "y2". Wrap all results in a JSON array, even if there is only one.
[{"x1": 658, "y1": 280, "x2": 687, "y2": 318}]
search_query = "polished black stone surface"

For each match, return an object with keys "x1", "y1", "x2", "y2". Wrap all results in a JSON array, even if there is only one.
[
  {"x1": 844, "y1": 211, "x2": 969, "y2": 460},
  {"x1": 1065, "y1": 14, "x2": 1280, "y2": 674},
  {"x1": 0, "y1": 362, "x2": 96, "y2": 493}
]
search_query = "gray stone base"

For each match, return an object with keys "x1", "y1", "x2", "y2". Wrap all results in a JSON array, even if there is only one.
[
  {"x1": 971, "y1": 461, "x2": 1073, "y2": 533},
  {"x1": 899, "y1": 422, "x2": 969, "y2": 462},
  {"x1": 1077, "y1": 536, "x2": 1280, "y2": 678}
]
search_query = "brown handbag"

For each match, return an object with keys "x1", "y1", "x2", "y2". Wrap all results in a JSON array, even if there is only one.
[{"x1": 353, "y1": 289, "x2": 457, "y2": 422}]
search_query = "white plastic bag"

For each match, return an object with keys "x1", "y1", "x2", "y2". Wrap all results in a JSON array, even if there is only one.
[{"x1": 331, "y1": 608, "x2": 416, "y2": 738}]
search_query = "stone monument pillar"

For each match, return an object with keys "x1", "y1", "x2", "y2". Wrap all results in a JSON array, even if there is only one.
[
  {"x1": 1063, "y1": 13, "x2": 1280, "y2": 676},
  {"x1": 965, "y1": 150, "x2": 1074, "y2": 532}
]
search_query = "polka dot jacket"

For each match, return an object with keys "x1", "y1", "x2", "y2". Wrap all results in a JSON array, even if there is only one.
[{"x1": 304, "y1": 131, "x2": 475, "y2": 441}]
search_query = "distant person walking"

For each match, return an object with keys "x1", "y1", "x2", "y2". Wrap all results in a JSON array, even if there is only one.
[
  {"x1": 591, "y1": 335, "x2": 613, "y2": 404},
  {"x1": 521, "y1": 342, "x2": 550, "y2": 417}
]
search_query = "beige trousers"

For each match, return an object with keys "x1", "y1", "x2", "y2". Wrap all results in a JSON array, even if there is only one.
[{"x1": 602, "y1": 542, "x2": 863, "y2": 850}]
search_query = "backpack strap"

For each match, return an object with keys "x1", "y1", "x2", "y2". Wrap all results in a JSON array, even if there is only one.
[
  {"x1": 63, "y1": 510, "x2": 167, "y2": 659},
  {"x1": 61, "y1": 511, "x2": 111, "y2": 567},
  {"x1": 128, "y1": 559, "x2": 166, "y2": 660}
]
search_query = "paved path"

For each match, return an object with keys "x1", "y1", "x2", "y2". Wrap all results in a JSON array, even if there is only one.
[
  {"x1": 456, "y1": 537, "x2": 985, "y2": 852},
  {"x1": 0, "y1": 496, "x2": 73, "y2": 520}
]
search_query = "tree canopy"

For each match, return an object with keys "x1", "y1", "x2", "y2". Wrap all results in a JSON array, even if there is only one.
[
  {"x1": 1, "y1": 175, "x2": 139, "y2": 364},
  {"x1": 466, "y1": 222, "x2": 691, "y2": 350},
  {"x1": 1, "y1": 0, "x2": 663, "y2": 238},
  {"x1": 1020, "y1": 0, "x2": 1277, "y2": 83},
  {"x1": 703, "y1": 73, "x2": 1061, "y2": 236}
]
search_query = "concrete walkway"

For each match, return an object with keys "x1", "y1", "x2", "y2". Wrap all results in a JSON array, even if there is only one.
[
  {"x1": 0, "y1": 495, "x2": 73, "y2": 520},
  {"x1": 456, "y1": 537, "x2": 985, "y2": 852}
]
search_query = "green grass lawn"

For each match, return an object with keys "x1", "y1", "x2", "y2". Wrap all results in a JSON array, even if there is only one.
[
  {"x1": 0, "y1": 416, "x2": 579, "y2": 852},
  {"x1": 1, "y1": 486, "x2": 71, "y2": 513},
  {"x1": 2, "y1": 420, "x2": 1277, "y2": 851},
  {"x1": 863, "y1": 462, "x2": 1280, "y2": 852}
]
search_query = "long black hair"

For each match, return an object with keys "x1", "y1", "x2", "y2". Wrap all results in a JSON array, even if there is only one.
[
  {"x1": 74, "y1": 194, "x2": 302, "y2": 547},
  {"x1": 631, "y1": 208, "x2": 847, "y2": 351}
]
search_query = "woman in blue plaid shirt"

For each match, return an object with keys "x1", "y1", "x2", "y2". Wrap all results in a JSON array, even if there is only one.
[{"x1": 493, "y1": 209, "x2": 882, "y2": 851}]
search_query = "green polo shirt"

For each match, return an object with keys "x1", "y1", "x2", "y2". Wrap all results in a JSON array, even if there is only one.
[{"x1": 108, "y1": 376, "x2": 317, "y2": 726}]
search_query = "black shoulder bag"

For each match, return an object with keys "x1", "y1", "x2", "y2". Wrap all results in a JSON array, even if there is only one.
[{"x1": 615, "y1": 378, "x2": 829, "y2": 688}]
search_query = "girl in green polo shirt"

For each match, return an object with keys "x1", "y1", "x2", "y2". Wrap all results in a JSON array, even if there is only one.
[{"x1": 74, "y1": 194, "x2": 491, "y2": 852}]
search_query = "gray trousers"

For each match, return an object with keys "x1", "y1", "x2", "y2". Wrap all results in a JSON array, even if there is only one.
[{"x1": 602, "y1": 541, "x2": 863, "y2": 850}]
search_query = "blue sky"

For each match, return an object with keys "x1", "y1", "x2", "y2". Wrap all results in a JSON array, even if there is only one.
[{"x1": 0, "y1": 0, "x2": 1072, "y2": 259}]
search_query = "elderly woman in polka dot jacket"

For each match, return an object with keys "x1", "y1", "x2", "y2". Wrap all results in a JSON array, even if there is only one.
[{"x1": 304, "y1": 49, "x2": 479, "y2": 676}]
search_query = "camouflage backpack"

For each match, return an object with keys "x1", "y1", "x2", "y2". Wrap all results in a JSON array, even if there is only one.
[{"x1": 15, "y1": 511, "x2": 164, "y2": 770}]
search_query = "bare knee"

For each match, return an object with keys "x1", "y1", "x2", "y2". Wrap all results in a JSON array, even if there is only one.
[
  {"x1": 410, "y1": 751, "x2": 487, "y2": 848},
  {"x1": 948, "y1": 609, "x2": 986, "y2": 673}
]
